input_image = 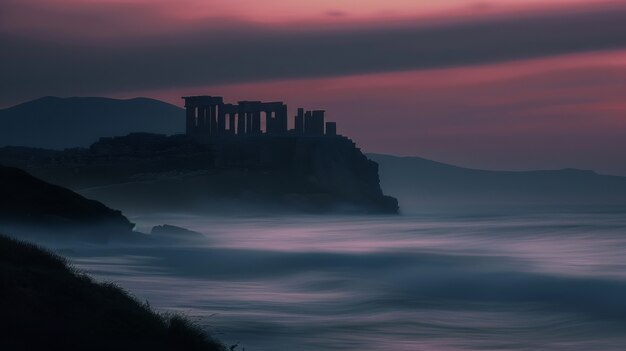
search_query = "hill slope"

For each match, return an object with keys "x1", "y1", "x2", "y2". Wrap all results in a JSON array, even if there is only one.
[
  {"x1": 0, "y1": 165, "x2": 135, "y2": 238},
  {"x1": 368, "y1": 154, "x2": 626, "y2": 213},
  {"x1": 0, "y1": 234, "x2": 225, "y2": 351},
  {"x1": 0, "y1": 96, "x2": 184, "y2": 149}
]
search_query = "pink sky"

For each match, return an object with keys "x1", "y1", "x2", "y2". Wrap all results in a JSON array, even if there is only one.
[
  {"x1": 1, "y1": 0, "x2": 625, "y2": 174},
  {"x1": 2, "y1": 0, "x2": 620, "y2": 39},
  {"x1": 114, "y1": 49, "x2": 626, "y2": 175}
]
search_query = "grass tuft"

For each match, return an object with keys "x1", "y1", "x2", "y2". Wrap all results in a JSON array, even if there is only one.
[{"x1": 0, "y1": 234, "x2": 227, "y2": 351}]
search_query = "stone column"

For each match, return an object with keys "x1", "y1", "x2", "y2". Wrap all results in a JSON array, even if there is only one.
[
  {"x1": 205, "y1": 106, "x2": 212, "y2": 137},
  {"x1": 197, "y1": 106, "x2": 206, "y2": 137},
  {"x1": 325, "y1": 122, "x2": 337, "y2": 136},
  {"x1": 210, "y1": 104, "x2": 218, "y2": 136},
  {"x1": 246, "y1": 112, "x2": 252, "y2": 135},
  {"x1": 312, "y1": 110, "x2": 325, "y2": 136},
  {"x1": 229, "y1": 113, "x2": 236, "y2": 135},
  {"x1": 237, "y1": 112, "x2": 246, "y2": 135},
  {"x1": 185, "y1": 105, "x2": 196, "y2": 137},
  {"x1": 278, "y1": 105, "x2": 288, "y2": 134},
  {"x1": 218, "y1": 108, "x2": 226, "y2": 136},
  {"x1": 295, "y1": 108, "x2": 304, "y2": 135},
  {"x1": 251, "y1": 111, "x2": 261, "y2": 135},
  {"x1": 265, "y1": 111, "x2": 273, "y2": 135}
]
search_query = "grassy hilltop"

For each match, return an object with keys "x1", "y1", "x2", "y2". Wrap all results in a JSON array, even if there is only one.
[{"x1": 0, "y1": 234, "x2": 226, "y2": 351}]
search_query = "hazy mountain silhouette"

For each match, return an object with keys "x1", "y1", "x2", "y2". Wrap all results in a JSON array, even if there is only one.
[
  {"x1": 0, "y1": 96, "x2": 183, "y2": 149},
  {"x1": 369, "y1": 154, "x2": 626, "y2": 213}
]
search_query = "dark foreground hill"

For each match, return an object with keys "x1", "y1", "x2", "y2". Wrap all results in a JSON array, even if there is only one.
[
  {"x1": 369, "y1": 154, "x2": 626, "y2": 213},
  {"x1": 0, "y1": 234, "x2": 226, "y2": 351},
  {"x1": 0, "y1": 165, "x2": 135, "y2": 239},
  {"x1": 0, "y1": 96, "x2": 183, "y2": 149}
]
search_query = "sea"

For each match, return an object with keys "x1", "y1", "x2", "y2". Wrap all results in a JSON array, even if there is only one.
[{"x1": 66, "y1": 209, "x2": 626, "y2": 350}]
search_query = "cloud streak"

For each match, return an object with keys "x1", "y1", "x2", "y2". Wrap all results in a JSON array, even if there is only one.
[
  {"x1": 2, "y1": 3, "x2": 626, "y2": 105},
  {"x1": 140, "y1": 50, "x2": 624, "y2": 175}
]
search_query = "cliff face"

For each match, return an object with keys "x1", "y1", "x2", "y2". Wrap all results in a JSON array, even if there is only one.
[
  {"x1": 209, "y1": 135, "x2": 398, "y2": 213},
  {"x1": 0, "y1": 165, "x2": 135, "y2": 238},
  {"x1": 0, "y1": 134, "x2": 398, "y2": 214}
]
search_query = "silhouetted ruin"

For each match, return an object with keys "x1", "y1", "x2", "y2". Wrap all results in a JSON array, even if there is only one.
[
  {"x1": 0, "y1": 95, "x2": 399, "y2": 214},
  {"x1": 183, "y1": 95, "x2": 337, "y2": 141}
]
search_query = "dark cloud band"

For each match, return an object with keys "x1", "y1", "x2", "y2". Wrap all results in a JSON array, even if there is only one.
[{"x1": 2, "y1": 4, "x2": 626, "y2": 106}]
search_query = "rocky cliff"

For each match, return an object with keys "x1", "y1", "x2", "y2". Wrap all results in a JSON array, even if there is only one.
[{"x1": 0, "y1": 134, "x2": 398, "y2": 214}]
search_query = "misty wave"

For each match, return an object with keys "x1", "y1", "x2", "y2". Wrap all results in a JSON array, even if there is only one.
[{"x1": 66, "y1": 212, "x2": 626, "y2": 350}]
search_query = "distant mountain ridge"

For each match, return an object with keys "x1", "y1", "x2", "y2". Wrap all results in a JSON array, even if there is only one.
[
  {"x1": 0, "y1": 96, "x2": 184, "y2": 149},
  {"x1": 4, "y1": 96, "x2": 624, "y2": 214},
  {"x1": 368, "y1": 153, "x2": 626, "y2": 213}
]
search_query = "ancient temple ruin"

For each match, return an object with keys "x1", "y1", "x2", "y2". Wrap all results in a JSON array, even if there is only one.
[{"x1": 183, "y1": 95, "x2": 338, "y2": 141}]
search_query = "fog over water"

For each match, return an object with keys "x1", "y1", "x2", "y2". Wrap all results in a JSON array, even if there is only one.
[{"x1": 67, "y1": 211, "x2": 626, "y2": 350}]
